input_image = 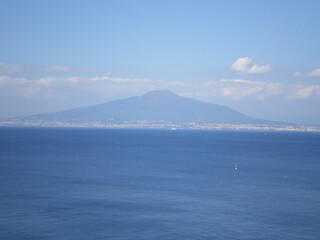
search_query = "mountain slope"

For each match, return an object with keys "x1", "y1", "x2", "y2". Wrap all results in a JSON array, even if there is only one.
[{"x1": 22, "y1": 89, "x2": 266, "y2": 124}]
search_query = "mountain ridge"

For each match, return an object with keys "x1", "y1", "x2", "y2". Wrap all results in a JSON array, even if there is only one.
[
  {"x1": 2, "y1": 89, "x2": 319, "y2": 131},
  {"x1": 9, "y1": 89, "x2": 272, "y2": 125}
]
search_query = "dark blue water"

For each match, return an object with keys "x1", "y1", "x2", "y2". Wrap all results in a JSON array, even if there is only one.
[{"x1": 1, "y1": 127, "x2": 320, "y2": 240}]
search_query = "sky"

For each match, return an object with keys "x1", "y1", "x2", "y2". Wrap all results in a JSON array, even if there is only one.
[{"x1": 1, "y1": 0, "x2": 320, "y2": 124}]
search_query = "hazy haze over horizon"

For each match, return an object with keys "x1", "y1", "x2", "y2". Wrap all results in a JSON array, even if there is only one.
[{"x1": 1, "y1": 0, "x2": 320, "y2": 124}]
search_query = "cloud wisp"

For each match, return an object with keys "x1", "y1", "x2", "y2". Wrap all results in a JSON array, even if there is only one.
[
  {"x1": 0, "y1": 75, "x2": 27, "y2": 85},
  {"x1": 0, "y1": 62, "x2": 96, "y2": 75},
  {"x1": 230, "y1": 57, "x2": 271, "y2": 74},
  {"x1": 0, "y1": 63, "x2": 25, "y2": 75},
  {"x1": 44, "y1": 65, "x2": 73, "y2": 73},
  {"x1": 1, "y1": 73, "x2": 320, "y2": 104},
  {"x1": 294, "y1": 68, "x2": 320, "y2": 78}
]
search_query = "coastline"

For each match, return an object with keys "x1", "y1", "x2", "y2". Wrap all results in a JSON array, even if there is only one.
[{"x1": 1, "y1": 120, "x2": 319, "y2": 132}]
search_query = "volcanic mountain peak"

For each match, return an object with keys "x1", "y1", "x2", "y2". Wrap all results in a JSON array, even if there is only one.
[
  {"x1": 6, "y1": 89, "x2": 275, "y2": 125},
  {"x1": 142, "y1": 89, "x2": 179, "y2": 99}
]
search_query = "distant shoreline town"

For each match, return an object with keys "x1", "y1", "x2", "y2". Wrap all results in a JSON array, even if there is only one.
[{"x1": 1, "y1": 120, "x2": 319, "y2": 132}]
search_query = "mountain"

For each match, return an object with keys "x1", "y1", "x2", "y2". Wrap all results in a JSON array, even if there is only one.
[{"x1": 13, "y1": 89, "x2": 269, "y2": 125}]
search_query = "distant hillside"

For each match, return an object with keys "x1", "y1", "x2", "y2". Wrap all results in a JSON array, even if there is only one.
[{"x1": 9, "y1": 89, "x2": 271, "y2": 125}]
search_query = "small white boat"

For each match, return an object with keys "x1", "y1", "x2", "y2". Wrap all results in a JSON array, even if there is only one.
[{"x1": 234, "y1": 164, "x2": 238, "y2": 171}]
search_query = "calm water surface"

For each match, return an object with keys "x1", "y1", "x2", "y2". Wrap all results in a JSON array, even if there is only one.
[{"x1": 0, "y1": 127, "x2": 320, "y2": 239}]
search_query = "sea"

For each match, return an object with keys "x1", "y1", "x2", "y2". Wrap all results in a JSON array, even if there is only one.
[{"x1": 0, "y1": 127, "x2": 320, "y2": 240}]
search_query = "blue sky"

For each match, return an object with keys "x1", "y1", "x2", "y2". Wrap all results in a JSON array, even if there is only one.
[{"x1": 1, "y1": 0, "x2": 320, "y2": 124}]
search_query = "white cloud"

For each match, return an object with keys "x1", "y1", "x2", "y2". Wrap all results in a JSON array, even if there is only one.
[
  {"x1": 0, "y1": 62, "x2": 96, "y2": 75},
  {"x1": 307, "y1": 69, "x2": 320, "y2": 78},
  {"x1": 248, "y1": 64, "x2": 272, "y2": 74},
  {"x1": 287, "y1": 85, "x2": 320, "y2": 99},
  {"x1": 36, "y1": 75, "x2": 157, "y2": 88},
  {"x1": 37, "y1": 77, "x2": 58, "y2": 87},
  {"x1": 293, "y1": 68, "x2": 320, "y2": 78},
  {"x1": 230, "y1": 57, "x2": 271, "y2": 74},
  {"x1": 293, "y1": 72, "x2": 304, "y2": 78},
  {"x1": 220, "y1": 79, "x2": 261, "y2": 84},
  {"x1": 0, "y1": 63, "x2": 24, "y2": 74},
  {"x1": 90, "y1": 75, "x2": 156, "y2": 83},
  {"x1": 1, "y1": 73, "x2": 320, "y2": 108},
  {"x1": 24, "y1": 75, "x2": 320, "y2": 102},
  {"x1": 37, "y1": 77, "x2": 86, "y2": 87},
  {"x1": 0, "y1": 75, "x2": 27, "y2": 85},
  {"x1": 230, "y1": 57, "x2": 251, "y2": 72},
  {"x1": 214, "y1": 79, "x2": 285, "y2": 101}
]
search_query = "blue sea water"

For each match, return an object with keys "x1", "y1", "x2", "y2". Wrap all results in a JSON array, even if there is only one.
[{"x1": 0, "y1": 127, "x2": 320, "y2": 240}]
